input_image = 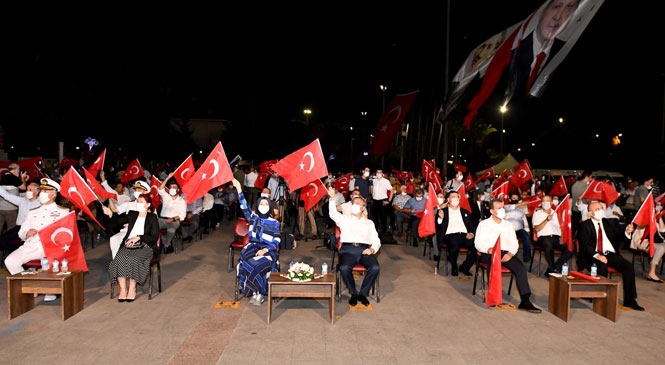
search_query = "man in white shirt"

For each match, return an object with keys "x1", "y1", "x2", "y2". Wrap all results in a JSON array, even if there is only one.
[
  {"x1": 158, "y1": 173, "x2": 187, "y2": 254},
  {"x1": 244, "y1": 166, "x2": 259, "y2": 209},
  {"x1": 532, "y1": 195, "x2": 573, "y2": 275},
  {"x1": 0, "y1": 182, "x2": 41, "y2": 255},
  {"x1": 475, "y1": 198, "x2": 541, "y2": 313},
  {"x1": 370, "y1": 169, "x2": 394, "y2": 234}
]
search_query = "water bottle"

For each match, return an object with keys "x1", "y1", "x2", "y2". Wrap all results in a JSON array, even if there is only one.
[
  {"x1": 61, "y1": 257, "x2": 69, "y2": 273},
  {"x1": 561, "y1": 262, "x2": 569, "y2": 276},
  {"x1": 41, "y1": 256, "x2": 49, "y2": 271},
  {"x1": 52, "y1": 258, "x2": 60, "y2": 273},
  {"x1": 322, "y1": 262, "x2": 328, "y2": 275},
  {"x1": 590, "y1": 263, "x2": 598, "y2": 278}
]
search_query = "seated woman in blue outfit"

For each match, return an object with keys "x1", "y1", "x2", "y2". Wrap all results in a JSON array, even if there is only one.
[{"x1": 233, "y1": 179, "x2": 280, "y2": 306}]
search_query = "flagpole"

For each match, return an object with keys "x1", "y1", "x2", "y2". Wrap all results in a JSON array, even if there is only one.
[{"x1": 442, "y1": 0, "x2": 451, "y2": 176}]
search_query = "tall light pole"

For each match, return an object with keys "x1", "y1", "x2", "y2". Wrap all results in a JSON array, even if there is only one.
[
  {"x1": 379, "y1": 85, "x2": 388, "y2": 111},
  {"x1": 303, "y1": 108, "x2": 312, "y2": 126},
  {"x1": 499, "y1": 104, "x2": 507, "y2": 155}
]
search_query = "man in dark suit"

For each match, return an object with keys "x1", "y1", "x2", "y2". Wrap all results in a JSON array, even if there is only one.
[
  {"x1": 435, "y1": 191, "x2": 477, "y2": 276},
  {"x1": 470, "y1": 191, "x2": 490, "y2": 225},
  {"x1": 577, "y1": 201, "x2": 644, "y2": 311}
]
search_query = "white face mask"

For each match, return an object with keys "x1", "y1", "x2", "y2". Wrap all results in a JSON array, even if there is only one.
[
  {"x1": 401, "y1": 192, "x2": 407, "y2": 196},
  {"x1": 541, "y1": 202, "x2": 551, "y2": 210},
  {"x1": 415, "y1": 196, "x2": 423, "y2": 201},
  {"x1": 351, "y1": 204, "x2": 362, "y2": 215},
  {"x1": 437, "y1": 197, "x2": 444, "y2": 205},
  {"x1": 456, "y1": 175, "x2": 463, "y2": 181},
  {"x1": 38, "y1": 192, "x2": 50, "y2": 204},
  {"x1": 496, "y1": 208, "x2": 506, "y2": 219},
  {"x1": 258, "y1": 205, "x2": 270, "y2": 214},
  {"x1": 261, "y1": 193, "x2": 269, "y2": 198},
  {"x1": 376, "y1": 173, "x2": 383, "y2": 179},
  {"x1": 592, "y1": 209, "x2": 605, "y2": 220},
  {"x1": 449, "y1": 197, "x2": 459, "y2": 206},
  {"x1": 647, "y1": 185, "x2": 653, "y2": 190},
  {"x1": 169, "y1": 188, "x2": 178, "y2": 196},
  {"x1": 363, "y1": 171, "x2": 370, "y2": 177},
  {"x1": 134, "y1": 191, "x2": 142, "y2": 199},
  {"x1": 137, "y1": 202, "x2": 147, "y2": 212},
  {"x1": 25, "y1": 191, "x2": 34, "y2": 200},
  {"x1": 552, "y1": 199, "x2": 559, "y2": 206},
  {"x1": 656, "y1": 205, "x2": 663, "y2": 212}
]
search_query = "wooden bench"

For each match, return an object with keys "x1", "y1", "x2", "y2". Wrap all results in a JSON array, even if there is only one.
[{"x1": 7, "y1": 270, "x2": 85, "y2": 320}]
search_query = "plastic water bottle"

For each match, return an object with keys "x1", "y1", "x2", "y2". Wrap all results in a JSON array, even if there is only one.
[
  {"x1": 61, "y1": 257, "x2": 69, "y2": 273},
  {"x1": 322, "y1": 262, "x2": 328, "y2": 275},
  {"x1": 590, "y1": 263, "x2": 598, "y2": 278},
  {"x1": 561, "y1": 262, "x2": 569, "y2": 276},
  {"x1": 52, "y1": 258, "x2": 60, "y2": 273},
  {"x1": 41, "y1": 256, "x2": 49, "y2": 271}
]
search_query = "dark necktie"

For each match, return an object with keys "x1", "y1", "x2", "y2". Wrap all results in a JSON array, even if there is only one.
[
  {"x1": 597, "y1": 222, "x2": 603, "y2": 253},
  {"x1": 526, "y1": 51, "x2": 547, "y2": 92}
]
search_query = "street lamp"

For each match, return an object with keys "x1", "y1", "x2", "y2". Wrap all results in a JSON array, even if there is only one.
[
  {"x1": 379, "y1": 85, "x2": 388, "y2": 111},
  {"x1": 499, "y1": 104, "x2": 508, "y2": 154},
  {"x1": 303, "y1": 108, "x2": 312, "y2": 125}
]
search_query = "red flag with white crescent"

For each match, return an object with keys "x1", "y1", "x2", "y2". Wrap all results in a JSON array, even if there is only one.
[
  {"x1": 581, "y1": 179, "x2": 620, "y2": 206},
  {"x1": 59, "y1": 166, "x2": 104, "y2": 229},
  {"x1": 486, "y1": 236, "x2": 502, "y2": 307},
  {"x1": 87, "y1": 148, "x2": 106, "y2": 179},
  {"x1": 549, "y1": 175, "x2": 568, "y2": 197},
  {"x1": 149, "y1": 175, "x2": 162, "y2": 210},
  {"x1": 477, "y1": 166, "x2": 495, "y2": 182},
  {"x1": 121, "y1": 159, "x2": 145, "y2": 184},
  {"x1": 421, "y1": 159, "x2": 435, "y2": 181},
  {"x1": 173, "y1": 154, "x2": 196, "y2": 188},
  {"x1": 369, "y1": 90, "x2": 418, "y2": 156},
  {"x1": 334, "y1": 173, "x2": 352, "y2": 193},
  {"x1": 463, "y1": 173, "x2": 477, "y2": 192},
  {"x1": 181, "y1": 141, "x2": 234, "y2": 204},
  {"x1": 38, "y1": 211, "x2": 89, "y2": 272},
  {"x1": 492, "y1": 181, "x2": 511, "y2": 203},
  {"x1": 301, "y1": 179, "x2": 327, "y2": 212},
  {"x1": 392, "y1": 169, "x2": 413, "y2": 181},
  {"x1": 270, "y1": 139, "x2": 329, "y2": 192},
  {"x1": 632, "y1": 192, "x2": 656, "y2": 257},
  {"x1": 554, "y1": 194, "x2": 573, "y2": 251},
  {"x1": 259, "y1": 159, "x2": 279, "y2": 174},
  {"x1": 418, "y1": 183, "x2": 437, "y2": 238},
  {"x1": 508, "y1": 160, "x2": 533, "y2": 188},
  {"x1": 456, "y1": 184, "x2": 472, "y2": 213},
  {"x1": 82, "y1": 167, "x2": 116, "y2": 201},
  {"x1": 254, "y1": 172, "x2": 270, "y2": 189}
]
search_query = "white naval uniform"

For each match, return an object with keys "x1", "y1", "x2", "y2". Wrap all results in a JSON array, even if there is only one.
[{"x1": 5, "y1": 202, "x2": 70, "y2": 274}]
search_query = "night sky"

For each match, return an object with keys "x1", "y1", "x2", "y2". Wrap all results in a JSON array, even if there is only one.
[{"x1": 1, "y1": 2, "x2": 662, "y2": 178}]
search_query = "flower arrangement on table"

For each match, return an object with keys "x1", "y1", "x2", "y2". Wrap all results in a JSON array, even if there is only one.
[{"x1": 288, "y1": 262, "x2": 315, "y2": 282}]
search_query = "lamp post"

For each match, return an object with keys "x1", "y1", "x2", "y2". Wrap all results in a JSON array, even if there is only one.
[
  {"x1": 303, "y1": 108, "x2": 312, "y2": 126},
  {"x1": 499, "y1": 104, "x2": 507, "y2": 155},
  {"x1": 379, "y1": 84, "x2": 388, "y2": 111}
]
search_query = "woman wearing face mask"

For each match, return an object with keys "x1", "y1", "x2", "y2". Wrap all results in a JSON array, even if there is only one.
[
  {"x1": 234, "y1": 179, "x2": 281, "y2": 306},
  {"x1": 108, "y1": 193, "x2": 159, "y2": 302}
]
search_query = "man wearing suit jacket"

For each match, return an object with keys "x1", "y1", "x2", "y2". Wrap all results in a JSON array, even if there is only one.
[
  {"x1": 470, "y1": 191, "x2": 490, "y2": 225},
  {"x1": 435, "y1": 191, "x2": 477, "y2": 276},
  {"x1": 577, "y1": 201, "x2": 644, "y2": 311}
]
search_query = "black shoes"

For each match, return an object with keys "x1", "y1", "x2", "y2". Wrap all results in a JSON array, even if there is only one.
[
  {"x1": 459, "y1": 268, "x2": 472, "y2": 277},
  {"x1": 118, "y1": 298, "x2": 126, "y2": 303},
  {"x1": 451, "y1": 269, "x2": 459, "y2": 277},
  {"x1": 183, "y1": 236, "x2": 193, "y2": 243},
  {"x1": 518, "y1": 302, "x2": 542, "y2": 313},
  {"x1": 624, "y1": 301, "x2": 645, "y2": 311},
  {"x1": 164, "y1": 245, "x2": 174, "y2": 254},
  {"x1": 358, "y1": 295, "x2": 370, "y2": 306},
  {"x1": 348, "y1": 295, "x2": 358, "y2": 306}
]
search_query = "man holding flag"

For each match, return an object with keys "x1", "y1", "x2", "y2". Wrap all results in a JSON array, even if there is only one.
[
  {"x1": 474, "y1": 198, "x2": 541, "y2": 313},
  {"x1": 4, "y1": 178, "x2": 70, "y2": 301},
  {"x1": 577, "y1": 201, "x2": 644, "y2": 311}
]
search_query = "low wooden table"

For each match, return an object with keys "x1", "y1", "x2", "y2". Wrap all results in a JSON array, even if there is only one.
[
  {"x1": 7, "y1": 270, "x2": 85, "y2": 321},
  {"x1": 548, "y1": 274, "x2": 619, "y2": 322},
  {"x1": 267, "y1": 272, "x2": 335, "y2": 324}
]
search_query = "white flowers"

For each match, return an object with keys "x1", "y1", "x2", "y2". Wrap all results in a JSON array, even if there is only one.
[{"x1": 288, "y1": 262, "x2": 315, "y2": 281}]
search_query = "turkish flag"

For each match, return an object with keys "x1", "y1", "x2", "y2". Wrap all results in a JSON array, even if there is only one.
[
  {"x1": 259, "y1": 159, "x2": 278, "y2": 174},
  {"x1": 554, "y1": 195, "x2": 573, "y2": 251},
  {"x1": 87, "y1": 148, "x2": 106, "y2": 179},
  {"x1": 368, "y1": 90, "x2": 418, "y2": 156},
  {"x1": 301, "y1": 179, "x2": 327, "y2": 212},
  {"x1": 149, "y1": 175, "x2": 162, "y2": 210},
  {"x1": 491, "y1": 170, "x2": 507, "y2": 192},
  {"x1": 418, "y1": 183, "x2": 437, "y2": 238},
  {"x1": 60, "y1": 166, "x2": 104, "y2": 229},
  {"x1": 476, "y1": 166, "x2": 495, "y2": 183},
  {"x1": 522, "y1": 195, "x2": 543, "y2": 216},
  {"x1": 392, "y1": 169, "x2": 413, "y2": 181},
  {"x1": 121, "y1": 159, "x2": 145, "y2": 184},
  {"x1": 254, "y1": 172, "x2": 270, "y2": 189},
  {"x1": 38, "y1": 211, "x2": 89, "y2": 272},
  {"x1": 59, "y1": 156, "x2": 79, "y2": 169},
  {"x1": 82, "y1": 167, "x2": 116, "y2": 201},
  {"x1": 453, "y1": 163, "x2": 467, "y2": 173},
  {"x1": 632, "y1": 192, "x2": 656, "y2": 257},
  {"x1": 334, "y1": 173, "x2": 352, "y2": 193},
  {"x1": 492, "y1": 181, "x2": 510, "y2": 202},
  {"x1": 486, "y1": 236, "x2": 503, "y2": 307},
  {"x1": 581, "y1": 179, "x2": 620, "y2": 206},
  {"x1": 270, "y1": 139, "x2": 328, "y2": 192},
  {"x1": 421, "y1": 159, "x2": 435, "y2": 181},
  {"x1": 654, "y1": 192, "x2": 665, "y2": 203},
  {"x1": 463, "y1": 173, "x2": 477, "y2": 192},
  {"x1": 549, "y1": 175, "x2": 568, "y2": 197},
  {"x1": 456, "y1": 184, "x2": 472, "y2": 213},
  {"x1": 173, "y1": 154, "x2": 196, "y2": 188},
  {"x1": 508, "y1": 160, "x2": 533, "y2": 188},
  {"x1": 17, "y1": 156, "x2": 45, "y2": 180},
  {"x1": 182, "y1": 141, "x2": 234, "y2": 204}
]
